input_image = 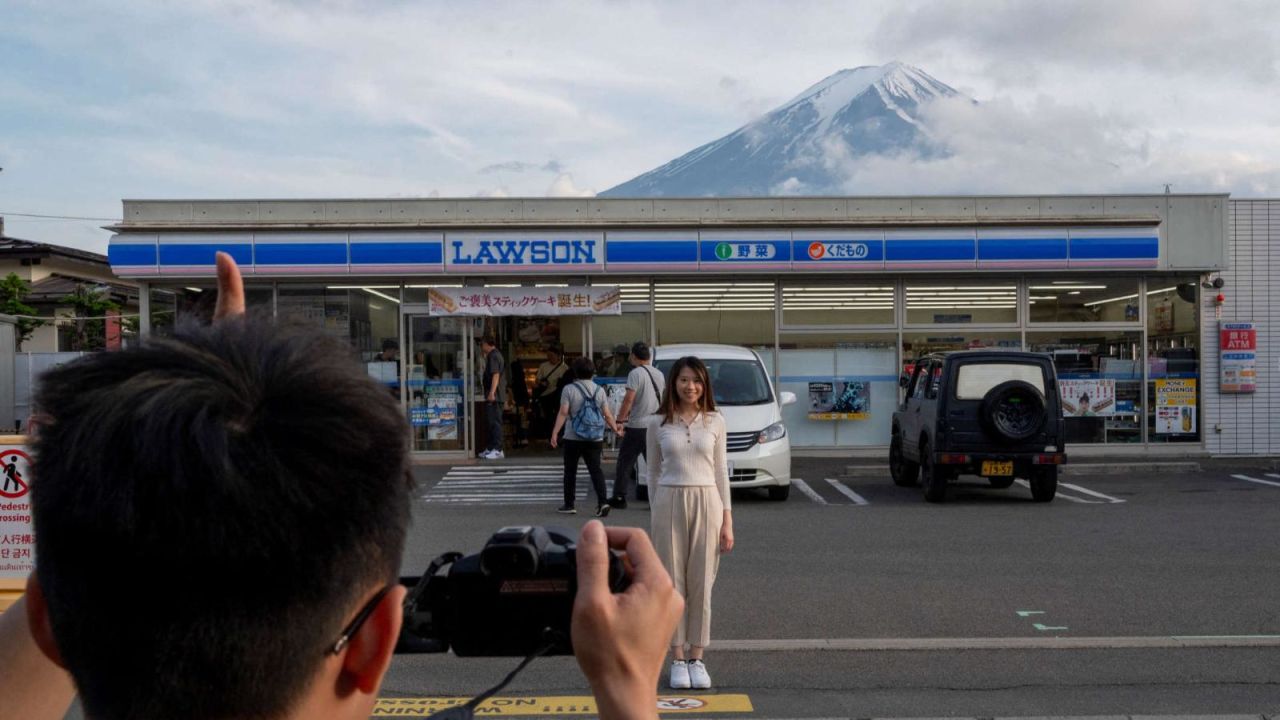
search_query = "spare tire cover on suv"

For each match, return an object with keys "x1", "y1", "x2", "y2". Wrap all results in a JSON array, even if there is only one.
[{"x1": 979, "y1": 380, "x2": 1047, "y2": 442}]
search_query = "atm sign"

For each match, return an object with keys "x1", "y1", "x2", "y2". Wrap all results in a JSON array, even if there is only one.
[{"x1": 1220, "y1": 324, "x2": 1256, "y2": 351}]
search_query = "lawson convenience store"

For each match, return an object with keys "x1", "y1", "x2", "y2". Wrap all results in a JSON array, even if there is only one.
[{"x1": 107, "y1": 194, "x2": 1227, "y2": 457}]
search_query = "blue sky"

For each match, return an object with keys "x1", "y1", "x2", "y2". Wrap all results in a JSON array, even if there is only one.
[{"x1": 3, "y1": 0, "x2": 1279, "y2": 253}]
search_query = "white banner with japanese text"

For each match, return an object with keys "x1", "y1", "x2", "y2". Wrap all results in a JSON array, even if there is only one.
[{"x1": 427, "y1": 286, "x2": 622, "y2": 316}]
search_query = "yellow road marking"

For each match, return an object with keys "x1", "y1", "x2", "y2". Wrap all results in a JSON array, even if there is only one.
[{"x1": 372, "y1": 694, "x2": 752, "y2": 716}]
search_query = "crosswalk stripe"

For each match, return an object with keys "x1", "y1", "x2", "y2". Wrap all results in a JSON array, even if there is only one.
[
  {"x1": 825, "y1": 478, "x2": 869, "y2": 505},
  {"x1": 1265, "y1": 473, "x2": 1280, "y2": 480},
  {"x1": 423, "y1": 465, "x2": 601, "y2": 505},
  {"x1": 1232, "y1": 473, "x2": 1280, "y2": 488}
]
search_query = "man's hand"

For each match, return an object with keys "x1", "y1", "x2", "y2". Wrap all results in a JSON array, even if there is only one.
[
  {"x1": 573, "y1": 521, "x2": 682, "y2": 720},
  {"x1": 214, "y1": 251, "x2": 246, "y2": 319}
]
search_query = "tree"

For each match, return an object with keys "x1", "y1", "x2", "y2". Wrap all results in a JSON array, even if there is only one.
[
  {"x1": 0, "y1": 272, "x2": 43, "y2": 350},
  {"x1": 58, "y1": 283, "x2": 119, "y2": 351}
]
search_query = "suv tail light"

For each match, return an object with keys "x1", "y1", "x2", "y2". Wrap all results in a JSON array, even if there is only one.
[
  {"x1": 1033, "y1": 454, "x2": 1065, "y2": 465},
  {"x1": 938, "y1": 454, "x2": 970, "y2": 465}
]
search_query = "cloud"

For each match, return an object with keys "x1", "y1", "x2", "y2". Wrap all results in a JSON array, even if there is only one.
[
  {"x1": 873, "y1": 0, "x2": 1280, "y2": 85},
  {"x1": 479, "y1": 159, "x2": 567, "y2": 175},
  {"x1": 821, "y1": 95, "x2": 1280, "y2": 195},
  {"x1": 546, "y1": 173, "x2": 594, "y2": 197}
]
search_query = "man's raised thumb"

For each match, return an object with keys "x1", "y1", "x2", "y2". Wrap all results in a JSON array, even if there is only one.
[{"x1": 575, "y1": 520, "x2": 609, "y2": 598}]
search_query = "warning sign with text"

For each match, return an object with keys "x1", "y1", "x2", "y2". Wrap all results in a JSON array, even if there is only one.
[{"x1": 0, "y1": 445, "x2": 35, "y2": 579}]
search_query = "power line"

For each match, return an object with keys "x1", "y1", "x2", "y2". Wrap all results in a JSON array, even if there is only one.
[{"x1": 0, "y1": 211, "x2": 119, "y2": 222}]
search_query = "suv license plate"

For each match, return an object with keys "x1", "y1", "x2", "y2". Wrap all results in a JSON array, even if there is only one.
[{"x1": 982, "y1": 461, "x2": 1014, "y2": 477}]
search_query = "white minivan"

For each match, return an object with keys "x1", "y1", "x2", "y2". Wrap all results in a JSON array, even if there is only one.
[{"x1": 635, "y1": 344, "x2": 795, "y2": 501}]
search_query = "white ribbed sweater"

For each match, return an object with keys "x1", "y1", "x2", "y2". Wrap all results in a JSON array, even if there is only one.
[{"x1": 644, "y1": 412, "x2": 731, "y2": 511}]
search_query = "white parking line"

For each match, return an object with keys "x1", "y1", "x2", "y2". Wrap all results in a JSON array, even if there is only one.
[
  {"x1": 1013, "y1": 479, "x2": 1099, "y2": 503},
  {"x1": 790, "y1": 478, "x2": 828, "y2": 505},
  {"x1": 1266, "y1": 473, "x2": 1280, "y2": 480},
  {"x1": 1232, "y1": 473, "x2": 1280, "y2": 488},
  {"x1": 825, "y1": 478, "x2": 869, "y2": 505},
  {"x1": 1059, "y1": 482, "x2": 1126, "y2": 504}
]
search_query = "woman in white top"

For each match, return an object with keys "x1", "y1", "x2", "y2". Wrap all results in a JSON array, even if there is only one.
[{"x1": 645, "y1": 356, "x2": 734, "y2": 690}]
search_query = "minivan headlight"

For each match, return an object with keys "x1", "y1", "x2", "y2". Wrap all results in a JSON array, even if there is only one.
[{"x1": 758, "y1": 422, "x2": 787, "y2": 444}]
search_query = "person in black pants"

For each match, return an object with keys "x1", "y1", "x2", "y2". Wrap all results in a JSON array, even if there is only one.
[
  {"x1": 610, "y1": 342, "x2": 665, "y2": 508},
  {"x1": 551, "y1": 357, "x2": 619, "y2": 517},
  {"x1": 479, "y1": 335, "x2": 505, "y2": 459}
]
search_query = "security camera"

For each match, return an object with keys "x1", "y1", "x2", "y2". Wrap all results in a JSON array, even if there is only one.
[{"x1": 1201, "y1": 277, "x2": 1226, "y2": 290}]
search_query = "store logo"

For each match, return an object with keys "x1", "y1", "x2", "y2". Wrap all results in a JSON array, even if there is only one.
[
  {"x1": 714, "y1": 242, "x2": 734, "y2": 260},
  {"x1": 808, "y1": 242, "x2": 825, "y2": 259},
  {"x1": 449, "y1": 239, "x2": 597, "y2": 265}
]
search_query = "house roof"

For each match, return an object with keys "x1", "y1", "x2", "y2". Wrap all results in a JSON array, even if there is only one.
[
  {"x1": 27, "y1": 274, "x2": 139, "y2": 305},
  {"x1": 0, "y1": 234, "x2": 111, "y2": 266}
]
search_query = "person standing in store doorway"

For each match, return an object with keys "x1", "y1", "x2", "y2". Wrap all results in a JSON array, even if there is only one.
[
  {"x1": 646, "y1": 356, "x2": 733, "y2": 691},
  {"x1": 479, "y1": 335, "x2": 505, "y2": 460},
  {"x1": 551, "y1": 357, "x2": 618, "y2": 517},
  {"x1": 609, "y1": 342, "x2": 665, "y2": 509}
]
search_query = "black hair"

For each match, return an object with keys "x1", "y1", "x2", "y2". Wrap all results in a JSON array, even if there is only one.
[
  {"x1": 31, "y1": 319, "x2": 412, "y2": 720},
  {"x1": 630, "y1": 341, "x2": 650, "y2": 361},
  {"x1": 381, "y1": 338, "x2": 398, "y2": 352},
  {"x1": 480, "y1": 335, "x2": 497, "y2": 347},
  {"x1": 571, "y1": 355, "x2": 595, "y2": 380}
]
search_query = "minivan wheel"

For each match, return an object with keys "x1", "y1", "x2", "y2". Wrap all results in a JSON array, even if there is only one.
[
  {"x1": 920, "y1": 441, "x2": 947, "y2": 503},
  {"x1": 767, "y1": 484, "x2": 791, "y2": 501},
  {"x1": 1030, "y1": 467, "x2": 1058, "y2": 503},
  {"x1": 890, "y1": 434, "x2": 920, "y2": 487}
]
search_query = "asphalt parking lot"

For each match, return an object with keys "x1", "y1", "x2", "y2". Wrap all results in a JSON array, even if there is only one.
[{"x1": 374, "y1": 457, "x2": 1280, "y2": 718}]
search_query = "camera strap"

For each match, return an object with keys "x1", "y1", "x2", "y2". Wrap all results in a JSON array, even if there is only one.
[{"x1": 424, "y1": 632, "x2": 562, "y2": 719}]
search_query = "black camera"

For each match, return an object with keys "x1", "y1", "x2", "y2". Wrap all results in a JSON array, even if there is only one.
[{"x1": 397, "y1": 526, "x2": 630, "y2": 657}]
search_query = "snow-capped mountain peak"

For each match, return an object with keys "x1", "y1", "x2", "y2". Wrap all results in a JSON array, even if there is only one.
[{"x1": 602, "y1": 62, "x2": 965, "y2": 197}]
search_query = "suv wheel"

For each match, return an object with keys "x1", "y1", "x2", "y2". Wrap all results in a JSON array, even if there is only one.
[
  {"x1": 1030, "y1": 466, "x2": 1058, "y2": 502},
  {"x1": 980, "y1": 380, "x2": 1048, "y2": 442},
  {"x1": 890, "y1": 434, "x2": 919, "y2": 487},
  {"x1": 767, "y1": 484, "x2": 791, "y2": 501},
  {"x1": 920, "y1": 441, "x2": 948, "y2": 503}
]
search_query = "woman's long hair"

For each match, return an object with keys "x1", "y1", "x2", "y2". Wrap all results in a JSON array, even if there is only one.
[{"x1": 659, "y1": 355, "x2": 717, "y2": 425}]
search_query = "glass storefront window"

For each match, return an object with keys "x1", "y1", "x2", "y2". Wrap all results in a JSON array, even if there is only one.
[
  {"x1": 1029, "y1": 277, "x2": 1140, "y2": 323},
  {"x1": 278, "y1": 285, "x2": 400, "y2": 359},
  {"x1": 1027, "y1": 330, "x2": 1143, "y2": 444},
  {"x1": 778, "y1": 333, "x2": 898, "y2": 448},
  {"x1": 1146, "y1": 277, "x2": 1201, "y2": 443},
  {"x1": 406, "y1": 315, "x2": 467, "y2": 452},
  {"x1": 403, "y1": 283, "x2": 460, "y2": 304},
  {"x1": 782, "y1": 283, "x2": 894, "y2": 326},
  {"x1": 905, "y1": 281, "x2": 1017, "y2": 325},
  {"x1": 654, "y1": 280, "x2": 775, "y2": 348},
  {"x1": 168, "y1": 284, "x2": 273, "y2": 328},
  {"x1": 902, "y1": 332, "x2": 1022, "y2": 368}
]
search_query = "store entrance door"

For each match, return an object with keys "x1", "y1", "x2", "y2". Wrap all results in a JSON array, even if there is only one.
[
  {"x1": 404, "y1": 314, "x2": 469, "y2": 454},
  {"x1": 485, "y1": 315, "x2": 586, "y2": 458}
]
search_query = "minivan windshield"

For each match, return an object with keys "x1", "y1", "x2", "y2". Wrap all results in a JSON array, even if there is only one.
[{"x1": 656, "y1": 358, "x2": 774, "y2": 406}]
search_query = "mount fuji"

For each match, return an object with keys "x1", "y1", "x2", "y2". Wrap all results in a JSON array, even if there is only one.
[{"x1": 601, "y1": 62, "x2": 967, "y2": 197}]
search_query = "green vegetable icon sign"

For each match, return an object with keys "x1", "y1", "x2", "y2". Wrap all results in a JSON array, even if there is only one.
[{"x1": 714, "y1": 242, "x2": 733, "y2": 260}]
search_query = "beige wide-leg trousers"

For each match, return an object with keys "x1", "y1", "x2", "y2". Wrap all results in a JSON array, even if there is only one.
[{"x1": 651, "y1": 484, "x2": 723, "y2": 649}]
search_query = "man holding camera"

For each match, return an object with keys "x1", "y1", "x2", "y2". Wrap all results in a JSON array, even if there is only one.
[{"x1": 4, "y1": 254, "x2": 683, "y2": 720}]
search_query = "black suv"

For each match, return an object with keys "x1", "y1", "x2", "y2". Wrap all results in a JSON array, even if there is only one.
[{"x1": 890, "y1": 351, "x2": 1066, "y2": 503}]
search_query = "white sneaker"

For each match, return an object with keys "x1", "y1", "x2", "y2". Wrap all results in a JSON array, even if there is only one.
[
  {"x1": 479, "y1": 450, "x2": 495, "y2": 459},
  {"x1": 489, "y1": 450, "x2": 504, "y2": 459},
  {"x1": 687, "y1": 659, "x2": 711, "y2": 689},
  {"x1": 668, "y1": 660, "x2": 691, "y2": 689}
]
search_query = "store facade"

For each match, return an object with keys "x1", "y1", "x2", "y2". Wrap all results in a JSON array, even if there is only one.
[{"x1": 108, "y1": 194, "x2": 1231, "y2": 457}]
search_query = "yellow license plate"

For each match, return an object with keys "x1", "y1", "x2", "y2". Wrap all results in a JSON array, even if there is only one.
[{"x1": 982, "y1": 461, "x2": 1014, "y2": 476}]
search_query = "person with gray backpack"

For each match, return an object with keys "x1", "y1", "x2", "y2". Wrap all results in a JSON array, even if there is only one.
[{"x1": 551, "y1": 356, "x2": 619, "y2": 517}]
